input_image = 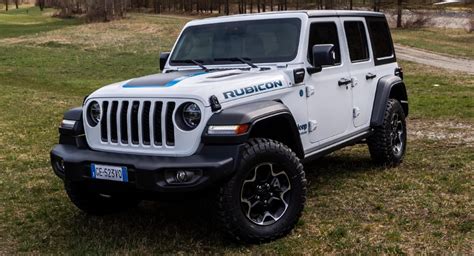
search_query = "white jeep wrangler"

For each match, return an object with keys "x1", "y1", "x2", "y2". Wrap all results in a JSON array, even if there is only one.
[{"x1": 51, "y1": 10, "x2": 408, "y2": 243}]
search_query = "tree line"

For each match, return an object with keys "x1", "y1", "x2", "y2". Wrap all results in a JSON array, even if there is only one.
[
  {"x1": 1, "y1": 0, "x2": 25, "y2": 10},
  {"x1": 1, "y1": 0, "x2": 461, "y2": 27}
]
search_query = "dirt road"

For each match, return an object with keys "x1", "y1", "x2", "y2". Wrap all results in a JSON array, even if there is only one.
[{"x1": 395, "y1": 44, "x2": 474, "y2": 74}]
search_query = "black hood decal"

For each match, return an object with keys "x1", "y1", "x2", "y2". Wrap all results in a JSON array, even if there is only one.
[{"x1": 123, "y1": 70, "x2": 206, "y2": 88}]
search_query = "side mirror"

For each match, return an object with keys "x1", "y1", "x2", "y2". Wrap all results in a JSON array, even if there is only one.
[
  {"x1": 159, "y1": 52, "x2": 170, "y2": 71},
  {"x1": 308, "y1": 44, "x2": 336, "y2": 74}
]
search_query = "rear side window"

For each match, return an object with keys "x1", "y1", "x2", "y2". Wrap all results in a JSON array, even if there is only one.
[
  {"x1": 366, "y1": 17, "x2": 396, "y2": 65},
  {"x1": 308, "y1": 22, "x2": 341, "y2": 65},
  {"x1": 344, "y1": 21, "x2": 369, "y2": 62}
]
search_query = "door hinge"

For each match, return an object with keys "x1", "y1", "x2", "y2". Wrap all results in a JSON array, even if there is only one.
[
  {"x1": 306, "y1": 86, "x2": 315, "y2": 97},
  {"x1": 308, "y1": 120, "x2": 318, "y2": 132},
  {"x1": 353, "y1": 107, "x2": 361, "y2": 118}
]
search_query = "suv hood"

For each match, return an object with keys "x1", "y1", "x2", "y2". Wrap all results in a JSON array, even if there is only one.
[{"x1": 88, "y1": 69, "x2": 291, "y2": 106}]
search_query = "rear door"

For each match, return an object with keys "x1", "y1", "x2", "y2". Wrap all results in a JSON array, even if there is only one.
[
  {"x1": 306, "y1": 18, "x2": 353, "y2": 143},
  {"x1": 340, "y1": 17, "x2": 375, "y2": 128}
]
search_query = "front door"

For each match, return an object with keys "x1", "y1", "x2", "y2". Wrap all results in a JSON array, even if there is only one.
[{"x1": 306, "y1": 18, "x2": 353, "y2": 143}]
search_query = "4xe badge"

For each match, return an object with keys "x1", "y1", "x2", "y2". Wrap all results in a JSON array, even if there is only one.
[{"x1": 223, "y1": 80, "x2": 284, "y2": 99}]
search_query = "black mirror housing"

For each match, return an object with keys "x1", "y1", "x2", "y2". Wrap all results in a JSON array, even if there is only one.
[
  {"x1": 159, "y1": 52, "x2": 170, "y2": 71},
  {"x1": 311, "y1": 44, "x2": 336, "y2": 72}
]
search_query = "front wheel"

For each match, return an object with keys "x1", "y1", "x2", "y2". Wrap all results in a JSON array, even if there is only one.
[
  {"x1": 368, "y1": 99, "x2": 407, "y2": 166},
  {"x1": 216, "y1": 138, "x2": 307, "y2": 243}
]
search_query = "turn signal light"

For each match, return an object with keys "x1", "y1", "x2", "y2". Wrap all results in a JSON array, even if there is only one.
[
  {"x1": 60, "y1": 119, "x2": 76, "y2": 129},
  {"x1": 207, "y1": 124, "x2": 250, "y2": 135}
]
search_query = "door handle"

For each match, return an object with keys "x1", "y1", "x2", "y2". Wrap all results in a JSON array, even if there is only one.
[
  {"x1": 338, "y1": 78, "x2": 352, "y2": 86},
  {"x1": 366, "y1": 73, "x2": 377, "y2": 80}
]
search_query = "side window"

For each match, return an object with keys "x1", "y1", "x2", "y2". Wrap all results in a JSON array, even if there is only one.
[
  {"x1": 308, "y1": 22, "x2": 341, "y2": 65},
  {"x1": 344, "y1": 21, "x2": 369, "y2": 62},
  {"x1": 366, "y1": 17, "x2": 396, "y2": 65}
]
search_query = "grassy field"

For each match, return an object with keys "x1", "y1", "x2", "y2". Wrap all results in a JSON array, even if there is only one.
[
  {"x1": 1, "y1": 8, "x2": 473, "y2": 254},
  {"x1": 392, "y1": 27, "x2": 474, "y2": 59}
]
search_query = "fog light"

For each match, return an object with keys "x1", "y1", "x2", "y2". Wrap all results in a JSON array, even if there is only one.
[
  {"x1": 60, "y1": 159, "x2": 65, "y2": 171},
  {"x1": 53, "y1": 158, "x2": 66, "y2": 174},
  {"x1": 176, "y1": 170, "x2": 188, "y2": 183},
  {"x1": 165, "y1": 169, "x2": 202, "y2": 185}
]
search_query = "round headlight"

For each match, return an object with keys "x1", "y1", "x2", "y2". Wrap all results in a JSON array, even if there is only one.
[
  {"x1": 181, "y1": 103, "x2": 201, "y2": 129},
  {"x1": 87, "y1": 101, "x2": 101, "y2": 126}
]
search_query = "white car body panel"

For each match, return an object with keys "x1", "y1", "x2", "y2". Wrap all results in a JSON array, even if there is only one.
[{"x1": 83, "y1": 11, "x2": 399, "y2": 158}]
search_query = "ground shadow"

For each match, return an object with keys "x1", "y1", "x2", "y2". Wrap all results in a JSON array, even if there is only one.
[
  {"x1": 305, "y1": 150, "x2": 379, "y2": 177},
  {"x1": 55, "y1": 151, "x2": 380, "y2": 252}
]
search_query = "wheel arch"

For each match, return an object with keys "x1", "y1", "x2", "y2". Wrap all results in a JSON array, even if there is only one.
[
  {"x1": 371, "y1": 75, "x2": 409, "y2": 127},
  {"x1": 64, "y1": 107, "x2": 83, "y2": 121},
  {"x1": 248, "y1": 112, "x2": 304, "y2": 159},
  {"x1": 203, "y1": 101, "x2": 304, "y2": 159},
  {"x1": 59, "y1": 106, "x2": 88, "y2": 148}
]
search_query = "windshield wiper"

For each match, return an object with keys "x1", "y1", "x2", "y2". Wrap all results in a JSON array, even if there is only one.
[
  {"x1": 172, "y1": 59, "x2": 209, "y2": 72},
  {"x1": 214, "y1": 57, "x2": 259, "y2": 69}
]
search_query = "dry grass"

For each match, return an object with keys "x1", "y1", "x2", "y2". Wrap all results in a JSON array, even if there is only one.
[
  {"x1": 392, "y1": 28, "x2": 474, "y2": 59},
  {"x1": 0, "y1": 14, "x2": 187, "y2": 52},
  {"x1": 409, "y1": 119, "x2": 474, "y2": 146}
]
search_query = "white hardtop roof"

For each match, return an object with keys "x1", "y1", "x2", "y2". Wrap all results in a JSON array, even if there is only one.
[{"x1": 187, "y1": 10, "x2": 385, "y2": 25}]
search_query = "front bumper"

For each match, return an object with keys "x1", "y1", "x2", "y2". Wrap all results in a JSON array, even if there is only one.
[{"x1": 50, "y1": 144, "x2": 241, "y2": 193}]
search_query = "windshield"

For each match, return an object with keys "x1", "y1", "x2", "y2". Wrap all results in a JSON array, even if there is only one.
[{"x1": 170, "y1": 18, "x2": 302, "y2": 66}]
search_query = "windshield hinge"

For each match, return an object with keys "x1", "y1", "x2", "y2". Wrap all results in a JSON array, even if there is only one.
[{"x1": 308, "y1": 120, "x2": 318, "y2": 132}]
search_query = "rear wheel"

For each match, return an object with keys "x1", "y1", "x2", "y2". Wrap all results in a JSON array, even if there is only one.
[
  {"x1": 216, "y1": 138, "x2": 306, "y2": 243},
  {"x1": 65, "y1": 180, "x2": 140, "y2": 215},
  {"x1": 368, "y1": 99, "x2": 407, "y2": 166}
]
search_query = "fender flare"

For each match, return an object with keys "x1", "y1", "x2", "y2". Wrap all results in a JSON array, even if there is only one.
[
  {"x1": 203, "y1": 101, "x2": 304, "y2": 158},
  {"x1": 370, "y1": 75, "x2": 409, "y2": 127},
  {"x1": 64, "y1": 107, "x2": 83, "y2": 121},
  {"x1": 59, "y1": 107, "x2": 88, "y2": 148},
  {"x1": 60, "y1": 107, "x2": 84, "y2": 136}
]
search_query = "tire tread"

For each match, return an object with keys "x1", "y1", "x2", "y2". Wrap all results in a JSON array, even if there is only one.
[
  {"x1": 368, "y1": 99, "x2": 406, "y2": 166},
  {"x1": 216, "y1": 138, "x2": 306, "y2": 243}
]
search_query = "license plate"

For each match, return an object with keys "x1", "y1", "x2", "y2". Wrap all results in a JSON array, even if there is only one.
[{"x1": 91, "y1": 164, "x2": 128, "y2": 182}]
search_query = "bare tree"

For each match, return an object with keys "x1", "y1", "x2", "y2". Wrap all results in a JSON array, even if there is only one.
[
  {"x1": 397, "y1": 0, "x2": 403, "y2": 28},
  {"x1": 37, "y1": 0, "x2": 45, "y2": 11}
]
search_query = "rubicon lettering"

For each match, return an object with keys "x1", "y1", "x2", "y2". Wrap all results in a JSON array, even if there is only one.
[{"x1": 223, "y1": 80, "x2": 284, "y2": 99}]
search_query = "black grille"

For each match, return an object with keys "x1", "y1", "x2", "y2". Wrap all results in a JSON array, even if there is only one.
[
  {"x1": 142, "y1": 101, "x2": 151, "y2": 145},
  {"x1": 110, "y1": 101, "x2": 118, "y2": 143},
  {"x1": 165, "y1": 102, "x2": 175, "y2": 146},
  {"x1": 131, "y1": 101, "x2": 140, "y2": 144},
  {"x1": 153, "y1": 102, "x2": 163, "y2": 146},
  {"x1": 100, "y1": 101, "x2": 109, "y2": 142},
  {"x1": 120, "y1": 101, "x2": 129, "y2": 143},
  {"x1": 99, "y1": 100, "x2": 174, "y2": 147}
]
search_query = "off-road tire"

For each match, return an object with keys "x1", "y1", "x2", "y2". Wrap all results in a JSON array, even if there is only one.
[
  {"x1": 368, "y1": 99, "x2": 407, "y2": 166},
  {"x1": 65, "y1": 180, "x2": 140, "y2": 215},
  {"x1": 216, "y1": 138, "x2": 307, "y2": 243}
]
